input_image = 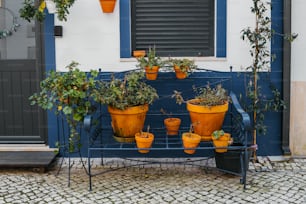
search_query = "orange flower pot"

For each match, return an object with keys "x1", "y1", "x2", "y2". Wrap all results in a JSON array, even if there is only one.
[
  {"x1": 182, "y1": 133, "x2": 201, "y2": 154},
  {"x1": 174, "y1": 65, "x2": 188, "y2": 79},
  {"x1": 133, "y1": 50, "x2": 146, "y2": 58},
  {"x1": 108, "y1": 104, "x2": 149, "y2": 142},
  {"x1": 145, "y1": 66, "x2": 159, "y2": 80},
  {"x1": 99, "y1": 0, "x2": 116, "y2": 13},
  {"x1": 212, "y1": 133, "x2": 231, "y2": 153},
  {"x1": 164, "y1": 118, "x2": 181, "y2": 135},
  {"x1": 135, "y1": 132, "x2": 154, "y2": 153},
  {"x1": 186, "y1": 99, "x2": 229, "y2": 141}
]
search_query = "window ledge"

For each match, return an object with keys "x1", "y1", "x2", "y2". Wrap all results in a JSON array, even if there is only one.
[{"x1": 120, "y1": 57, "x2": 227, "y2": 63}]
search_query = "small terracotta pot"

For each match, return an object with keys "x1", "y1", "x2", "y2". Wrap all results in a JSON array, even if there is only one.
[
  {"x1": 99, "y1": 0, "x2": 116, "y2": 13},
  {"x1": 133, "y1": 50, "x2": 146, "y2": 58},
  {"x1": 182, "y1": 133, "x2": 201, "y2": 154},
  {"x1": 145, "y1": 66, "x2": 159, "y2": 80},
  {"x1": 174, "y1": 65, "x2": 188, "y2": 79},
  {"x1": 164, "y1": 118, "x2": 181, "y2": 135},
  {"x1": 135, "y1": 132, "x2": 154, "y2": 153},
  {"x1": 212, "y1": 133, "x2": 231, "y2": 153}
]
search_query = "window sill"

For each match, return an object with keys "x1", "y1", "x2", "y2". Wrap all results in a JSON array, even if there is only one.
[{"x1": 120, "y1": 56, "x2": 227, "y2": 62}]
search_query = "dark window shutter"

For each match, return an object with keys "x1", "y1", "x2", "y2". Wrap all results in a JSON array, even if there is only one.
[{"x1": 131, "y1": 0, "x2": 215, "y2": 57}]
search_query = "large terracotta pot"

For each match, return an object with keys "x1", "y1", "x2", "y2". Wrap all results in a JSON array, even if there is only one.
[
  {"x1": 108, "y1": 104, "x2": 149, "y2": 142},
  {"x1": 186, "y1": 99, "x2": 229, "y2": 141},
  {"x1": 135, "y1": 132, "x2": 154, "y2": 153}
]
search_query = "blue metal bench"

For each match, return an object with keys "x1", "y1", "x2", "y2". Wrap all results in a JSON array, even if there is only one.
[{"x1": 83, "y1": 67, "x2": 255, "y2": 191}]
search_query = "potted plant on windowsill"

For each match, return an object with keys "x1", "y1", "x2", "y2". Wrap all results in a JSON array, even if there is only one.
[
  {"x1": 93, "y1": 71, "x2": 159, "y2": 142},
  {"x1": 29, "y1": 61, "x2": 99, "y2": 152},
  {"x1": 173, "y1": 84, "x2": 229, "y2": 141},
  {"x1": 167, "y1": 58, "x2": 197, "y2": 79},
  {"x1": 136, "y1": 46, "x2": 164, "y2": 80}
]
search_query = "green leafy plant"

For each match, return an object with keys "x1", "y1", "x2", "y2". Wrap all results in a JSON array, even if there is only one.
[
  {"x1": 212, "y1": 130, "x2": 225, "y2": 140},
  {"x1": 19, "y1": 0, "x2": 75, "y2": 22},
  {"x1": 29, "y1": 61, "x2": 99, "y2": 152},
  {"x1": 241, "y1": 0, "x2": 297, "y2": 143},
  {"x1": 173, "y1": 84, "x2": 229, "y2": 106},
  {"x1": 93, "y1": 71, "x2": 159, "y2": 110},
  {"x1": 167, "y1": 58, "x2": 197, "y2": 75},
  {"x1": 136, "y1": 46, "x2": 164, "y2": 69}
]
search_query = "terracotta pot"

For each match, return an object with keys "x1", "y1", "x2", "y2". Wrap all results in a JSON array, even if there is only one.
[
  {"x1": 108, "y1": 104, "x2": 149, "y2": 142},
  {"x1": 164, "y1": 118, "x2": 181, "y2": 135},
  {"x1": 186, "y1": 99, "x2": 229, "y2": 141},
  {"x1": 135, "y1": 132, "x2": 154, "y2": 153},
  {"x1": 145, "y1": 66, "x2": 159, "y2": 80},
  {"x1": 212, "y1": 133, "x2": 231, "y2": 153},
  {"x1": 174, "y1": 65, "x2": 188, "y2": 79},
  {"x1": 99, "y1": 0, "x2": 116, "y2": 13},
  {"x1": 133, "y1": 50, "x2": 146, "y2": 58},
  {"x1": 182, "y1": 132, "x2": 201, "y2": 154}
]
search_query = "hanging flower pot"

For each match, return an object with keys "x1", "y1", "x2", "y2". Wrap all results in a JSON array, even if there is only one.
[
  {"x1": 135, "y1": 132, "x2": 154, "y2": 153},
  {"x1": 164, "y1": 118, "x2": 181, "y2": 135},
  {"x1": 145, "y1": 66, "x2": 159, "y2": 80},
  {"x1": 99, "y1": 0, "x2": 117, "y2": 13},
  {"x1": 182, "y1": 132, "x2": 201, "y2": 154}
]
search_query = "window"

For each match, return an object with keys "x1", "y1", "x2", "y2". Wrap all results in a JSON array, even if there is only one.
[
  {"x1": 120, "y1": 0, "x2": 226, "y2": 58},
  {"x1": 131, "y1": 0, "x2": 214, "y2": 57}
]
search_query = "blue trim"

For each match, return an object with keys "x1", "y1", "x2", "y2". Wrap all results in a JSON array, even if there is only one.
[
  {"x1": 120, "y1": 0, "x2": 131, "y2": 58},
  {"x1": 44, "y1": 13, "x2": 57, "y2": 148},
  {"x1": 216, "y1": 0, "x2": 227, "y2": 57}
]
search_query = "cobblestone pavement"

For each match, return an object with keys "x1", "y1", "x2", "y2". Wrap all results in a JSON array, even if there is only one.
[{"x1": 1, "y1": 157, "x2": 306, "y2": 203}]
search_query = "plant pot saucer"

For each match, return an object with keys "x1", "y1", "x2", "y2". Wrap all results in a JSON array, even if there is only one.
[{"x1": 113, "y1": 135, "x2": 135, "y2": 143}]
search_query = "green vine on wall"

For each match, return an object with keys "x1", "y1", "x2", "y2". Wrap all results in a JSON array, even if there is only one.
[
  {"x1": 19, "y1": 0, "x2": 75, "y2": 22},
  {"x1": 0, "y1": 7, "x2": 20, "y2": 39},
  {"x1": 241, "y1": 0, "x2": 297, "y2": 158}
]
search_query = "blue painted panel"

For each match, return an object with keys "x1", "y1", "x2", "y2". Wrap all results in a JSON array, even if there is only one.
[
  {"x1": 216, "y1": 0, "x2": 227, "y2": 57},
  {"x1": 120, "y1": 0, "x2": 131, "y2": 58},
  {"x1": 44, "y1": 13, "x2": 58, "y2": 147}
]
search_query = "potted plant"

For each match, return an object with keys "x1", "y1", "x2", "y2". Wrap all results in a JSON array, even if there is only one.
[
  {"x1": 135, "y1": 126, "x2": 154, "y2": 153},
  {"x1": 160, "y1": 108, "x2": 181, "y2": 136},
  {"x1": 182, "y1": 125, "x2": 201, "y2": 154},
  {"x1": 211, "y1": 130, "x2": 232, "y2": 153},
  {"x1": 29, "y1": 61, "x2": 99, "y2": 152},
  {"x1": 136, "y1": 46, "x2": 164, "y2": 80},
  {"x1": 19, "y1": 0, "x2": 75, "y2": 22},
  {"x1": 167, "y1": 58, "x2": 197, "y2": 79},
  {"x1": 173, "y1": 84, "x2": 229, "y2": 141},
  {"x1": 94, "y1": 71, "x2": 159, "y2": 142}
]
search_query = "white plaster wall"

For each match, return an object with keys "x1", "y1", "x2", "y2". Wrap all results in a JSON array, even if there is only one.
[
  {"x1": 290, "y1": 0, "x2": 306, "y2": 156},
  {"x1": 55, "y1": 0, "x2": 256, "y2": 72}
]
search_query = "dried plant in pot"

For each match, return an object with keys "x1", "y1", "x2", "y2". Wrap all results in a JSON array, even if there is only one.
[
  {"x1": 182, "y1": 125, "x2": 201, "y2": 154},
  {"x1": 160, "y1": 108, "x2": 181, "y2": 136},
  {"x1": 173, "y1": 84, "x2": 229, "y2": 141},
  {"x1": 135, "y1": 126, "x2": 154, "y2": 154}
]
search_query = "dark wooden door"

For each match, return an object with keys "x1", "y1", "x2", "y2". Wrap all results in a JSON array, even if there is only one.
[{"x1": 0, "y1": 1, "x2": 46, "y2": 144}]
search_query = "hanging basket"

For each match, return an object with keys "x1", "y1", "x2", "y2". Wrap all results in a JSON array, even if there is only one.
[{"x1": 99, "y1": 0, "x2": 117, "y2": 13}]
